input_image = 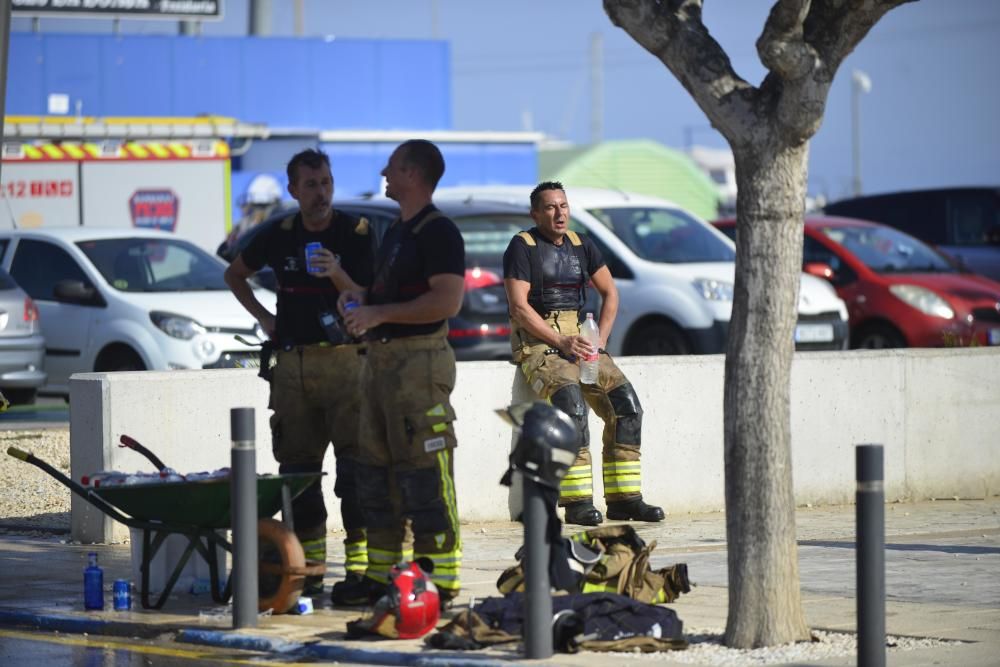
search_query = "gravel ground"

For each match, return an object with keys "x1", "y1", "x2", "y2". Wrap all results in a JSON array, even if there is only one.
[
  {"x1": 0, "y1": 429, "x2": 72, "y2": 531},
  {"x1": 0, "y1": 427, "x2": 964, "y2": 664}
]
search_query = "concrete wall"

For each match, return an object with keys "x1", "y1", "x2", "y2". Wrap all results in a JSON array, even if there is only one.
[{"x1": 69, "y1": 348, "x2": 1000, "y2": 543}]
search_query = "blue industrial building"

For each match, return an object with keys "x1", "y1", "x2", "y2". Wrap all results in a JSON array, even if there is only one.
[{"x1": 7, "y1": 32, "x2": 540, "y2": 209}]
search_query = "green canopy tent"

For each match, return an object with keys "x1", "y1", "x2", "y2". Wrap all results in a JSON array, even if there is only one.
[{"x1": 539, "y1": 139, "x2": 721, "y2": 220}]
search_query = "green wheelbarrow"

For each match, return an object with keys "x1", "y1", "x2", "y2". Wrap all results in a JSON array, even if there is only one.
[{"x1": 7, "y1": 435, "x2": 325, "y2": 614}]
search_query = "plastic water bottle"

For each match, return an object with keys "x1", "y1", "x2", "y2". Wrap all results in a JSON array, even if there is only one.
[
  {"x1": 84, "y1": 552, "x2": 104, "y2": 610},
  {"x1": 579, "y1": 313, "x2": 601, "y2": 385}
]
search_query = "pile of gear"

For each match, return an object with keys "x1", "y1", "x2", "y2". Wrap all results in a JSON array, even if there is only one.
[{"x1": 347, "y1": 402, "x2": 690, "y2": 654}]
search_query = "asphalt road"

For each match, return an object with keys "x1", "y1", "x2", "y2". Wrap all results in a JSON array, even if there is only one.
[{"x1": 0, "y1": 396, "x2": 69, "y2": 429}]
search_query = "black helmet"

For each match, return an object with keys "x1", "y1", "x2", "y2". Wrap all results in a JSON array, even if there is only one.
[{"x1": 498, "y1": 401, "x2": 580, "y2": 490}]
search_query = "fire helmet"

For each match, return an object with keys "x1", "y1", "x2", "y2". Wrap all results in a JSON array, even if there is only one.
[
  {"x1": 244, "y1": 173, "x2": 283, "y2": 205},
  {"x1": 369, "y1": 560, "x2": 441, "y2": 639},
  {"x1": 498, "y1": 401, "x2": 581, "y2": 490}
]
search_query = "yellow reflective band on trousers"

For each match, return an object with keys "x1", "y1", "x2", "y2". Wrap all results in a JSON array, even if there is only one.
[
  {"x1": 344, "y1": 529, "x2": 368, "y2": 576},
  {"x1": 559, "y1": 463, "x2": 593, "y2": 502},
  {"x1": 300, "y1": 536, "x2": 326, "y2": 568},
  {"x1": 413, "y1": 450, "x2": 462, "y2": 596},
  {"x1": 603, "y1": 460, "x2": 642, "y2": 496},
  {"x1": 366, "y1": 546, "x2": 404, "y2": 584}
]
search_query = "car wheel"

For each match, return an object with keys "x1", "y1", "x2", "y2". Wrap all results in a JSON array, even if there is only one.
[
  {"x1": 2, "y1": 388, "x2": 37, "y2": 406},
  {"x1": 852, "y1": 323, "x2": 906, "y2": 349},
  {"x1": 100, "y1": 349, "x2": 147, "y2": 373},
  {"x1": 625, "y1": 321, "x2": 691, "y2": 356}
]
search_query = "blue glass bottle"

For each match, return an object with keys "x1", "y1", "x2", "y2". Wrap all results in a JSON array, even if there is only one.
[{"x1": 84, "y1": 552, "x2": 104, "y2": 610}]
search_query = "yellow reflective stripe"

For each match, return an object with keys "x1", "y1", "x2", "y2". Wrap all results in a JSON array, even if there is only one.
[
  {"x1": 426, "y1": 403, "x2": 446, "y2": 417},
  {"x1": 41, "y1": 144, "x2": 63, "y2": 159},
  {"x1": 128, "y1": 143, "x2": 150, "y2": 158},
  {"x1": 148, "y1": 143, "x2": 171, "y2": 158},
  {"x1": 432, "y1": 422, "x2": 447, "y2": 433},
  {"x1": 604, "y1": 481, "x2": 642, "y2": 494},
  {"x1": 581, "y1": 581, "x2": 616, "y2": 593},
  {"x1": 83, "y1": 143, "x2": 102, "y2": 158},
  {"x1": 23, "y1": 145, "x2": 43, "y2": 159},
  {"x1": 438, "y1": 450, "x2": 462, "y2": 542},
  {"x1": 602, "y1": 461, "x2": 641, "y2": 472},
  {"x1": 62, "y1": 143, "x2": 86, "y2": 159},
  {"x1": 345, "y1": 538, "x2": 368, "y2": 572},
  {"x1": 168, "y1": 142, "x2": 191, "y2": 157}
]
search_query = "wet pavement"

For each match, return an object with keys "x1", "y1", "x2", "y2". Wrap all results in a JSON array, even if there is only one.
[{"x1": 0, "y1": 498, "x2": 997, "y2": 665}]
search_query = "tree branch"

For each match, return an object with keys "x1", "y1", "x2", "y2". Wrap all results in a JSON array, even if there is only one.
[{"x1": 603, "y1": 0, "x2": 756, "y2": 144}]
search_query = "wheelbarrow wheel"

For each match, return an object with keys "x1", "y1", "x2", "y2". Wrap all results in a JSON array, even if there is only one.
[{"x1": 256, "y1": 518, "x2": 324, "y2": 614}]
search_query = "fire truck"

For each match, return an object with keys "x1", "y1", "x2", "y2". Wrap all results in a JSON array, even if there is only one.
[{"x1": 0, "y1": 117, "x2": 256, "y2": 254}]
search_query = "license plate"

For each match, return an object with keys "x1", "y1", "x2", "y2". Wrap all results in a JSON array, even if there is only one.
[
  {"x1": 795, "y1": 323, "x2": 835, "y2": 343},
  {"x1": 990, "y1": 328, "x2": 1000, "y2": 346}
]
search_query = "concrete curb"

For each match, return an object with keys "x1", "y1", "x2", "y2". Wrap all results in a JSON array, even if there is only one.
[{"x1": 0, "y1": 608, "x2": 173, "y2": 639}]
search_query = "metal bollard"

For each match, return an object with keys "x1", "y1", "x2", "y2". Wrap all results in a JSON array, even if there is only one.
[
  {"x1": 856, "y1": 444, "x2": 885, "y2": 667},
  {"x1": 231, "y1": 407, "x2": 258, "y2": 629},
  {"x1": 522, "y1": 476, "x2": 553, "y2": 659}
]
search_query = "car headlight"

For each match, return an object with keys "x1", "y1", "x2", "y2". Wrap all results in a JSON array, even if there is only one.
[
  {"x1": 692, "y1": 278, "x2": 734, "y2": 302},
  {"x1": 889, "y1": 285, "x2": 954, "y2": 319},
  {"x1": 150, "y1": 311, "x2": 208, "y2": 339}
]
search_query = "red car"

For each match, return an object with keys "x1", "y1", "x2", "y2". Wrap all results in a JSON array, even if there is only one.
[{"x1": 713, "y1": 216, "x2": 1000, "y2": 349}]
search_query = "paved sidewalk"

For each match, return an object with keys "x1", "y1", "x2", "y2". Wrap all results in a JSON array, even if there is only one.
[{"x1": 0, "y1": 498, "x2": 997, "y2": 665}]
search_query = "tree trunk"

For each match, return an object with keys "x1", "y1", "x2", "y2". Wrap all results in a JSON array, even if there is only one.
[{"x1": 723, "y1": 140, "x2": 811, "y2": 648}]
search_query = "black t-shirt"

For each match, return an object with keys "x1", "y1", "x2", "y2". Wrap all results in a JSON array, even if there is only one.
[
  {"x1": 503, "y1": 228, "x2": 605, "y2": 313},
  {"x1": 241, "y1": 210, "x2": 373, "y2": 346},
  {"x1": 368, "y1": 205, "x2": 465, "y2": 339}
]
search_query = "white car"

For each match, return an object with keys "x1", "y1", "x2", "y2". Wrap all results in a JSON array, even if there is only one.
[
  {"x1": 0, "y1": 227, "x2": 274, "y2": 397},
  {"x1": 435, "y1": 185, "x2": 849, "y2": 355}
]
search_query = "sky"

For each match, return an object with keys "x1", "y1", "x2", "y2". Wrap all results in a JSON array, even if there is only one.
[{"x1": 11, "y1": 0, "x2": 1000, "y2": 202}]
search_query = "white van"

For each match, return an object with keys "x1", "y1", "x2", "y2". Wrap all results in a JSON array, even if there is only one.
[
  {"x1": 435, "y1": 185, "x2": 849, "y2": 355},
  {"x1": 0, "y1": 227, "x2": 275, "y2": 397}
]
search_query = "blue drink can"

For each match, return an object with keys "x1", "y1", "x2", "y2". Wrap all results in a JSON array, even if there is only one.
[
  {"x1": 113, "y1": 579, "x2": 131, "y2": 611},
  {"x1": 304, "y1": 242, "x2": 323, "y2": 274}
]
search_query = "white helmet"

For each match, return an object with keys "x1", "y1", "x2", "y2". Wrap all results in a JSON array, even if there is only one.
[{"x1": 245, "y1": 174, "x2": 283, "y2": 205}]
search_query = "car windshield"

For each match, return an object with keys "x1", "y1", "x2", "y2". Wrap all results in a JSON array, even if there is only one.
[
  {"x1": 586, "y1": 206, "x2": 736, "y2": 263},
  {"x1": 454, "y1": 214, "x2": 531, "y2": 267},
  {"x1": 818, "y1": 225, "x2": 958, "y2": 274},
  {"x1": 78, "y1": 238, "x2": 229, "y2": 292}
]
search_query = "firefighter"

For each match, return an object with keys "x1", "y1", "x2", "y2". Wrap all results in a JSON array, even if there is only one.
[
  {"x1": 331, "y1": 140, "x2": 465, "y2": 608},
  {"x1": 502, "y1": 181, "x2": 664, "y2": 526},
  {"x1": 224, "y1": 149, "x2": 372, "y2": 594}
]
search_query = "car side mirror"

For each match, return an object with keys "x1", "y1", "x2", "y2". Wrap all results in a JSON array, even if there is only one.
[
  {"x1": 803, "y1": 262, "x2": 835, "y2": 281},
  {"x1": 54, "y1": 279, "x2": 105, "y2": 307}
]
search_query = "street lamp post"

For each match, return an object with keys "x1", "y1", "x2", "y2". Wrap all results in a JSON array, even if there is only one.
[{"x1": 851, "y1": 69, "x2": 872, "y2": 197}]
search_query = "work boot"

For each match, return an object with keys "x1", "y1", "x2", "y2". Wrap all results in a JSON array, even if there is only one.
[
  {"x1": 330, "y1": 573, "x2": 387, "y2": 607},
  {"x1": 302, "y1": 576, "x2": 325, "y2": 597},
  {"x1": 563, "y1": 501, "x2": 603, "y2": 526},
  {"x1": 606, "y1": 497, "x2": 665, "y2": 522}
]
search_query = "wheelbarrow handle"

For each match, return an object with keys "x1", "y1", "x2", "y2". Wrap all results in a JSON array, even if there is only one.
[
  {"x1": 6, "y1": 446, "x2": 28, "y2": 461},
  {"x1": 118, "y1": 434, "x2": 167, "y2": 472},
  {"x1": 6, "y1": 446, "x2": 136, "y2": 527}
]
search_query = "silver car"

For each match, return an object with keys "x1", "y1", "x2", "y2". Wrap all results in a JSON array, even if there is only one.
[{"x1": 0, "y1": 267, "x2": 46, "y2": 405}]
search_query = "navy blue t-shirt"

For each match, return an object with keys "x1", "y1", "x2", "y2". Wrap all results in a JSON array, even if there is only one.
[
  {"x1": 503, "y1": 228, "x2": 605, "y2": 313},
  {"x1": 242, "y1": 211, "x2": 373, "y2": 345},
  {"x1": 368, "y1": 205, "x2": 465, "y2": 339}
]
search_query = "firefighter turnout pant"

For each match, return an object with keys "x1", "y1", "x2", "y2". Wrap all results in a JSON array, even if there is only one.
[
  {"x1": 355, "y1": 328, "x2": 462, "y2": 601},
  {"x1": 511, "y1": 311, "x2": 644, "y2": 506},
  {"x1": 270, "y1": 343, "x2": 368, "y2": 586}
]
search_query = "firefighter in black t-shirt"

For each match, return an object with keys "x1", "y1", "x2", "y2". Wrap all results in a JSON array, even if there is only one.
[
  {"x1": 327, "y1": 140, "x2": 465, "y2": 608},
  {"x1": 224, "y1": 149, "x2": 373, "y2": 595},
  {"x1": 502, "y1": 181, "x2": 664, "y2": 527}
]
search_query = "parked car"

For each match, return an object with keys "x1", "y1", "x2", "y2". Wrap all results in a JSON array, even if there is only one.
[
  {"x1": 0, "y1": 267, "x2": 46, "y2": 404},
  {"x1": 823, "y1": 187, "x2": 1000, "y2": 282},
  {"x1": 0, "y1": 227, "x2": 276, "y2": 398},
  {"x1": 713, "y1": 216, "x2": 1000, "y2": 348},
  {"x1": 218, "y1": 198, "x2": 553, "y2": 361},
  {"x1": 434, "y1": 185, "x2": 849, "y2": 354}
]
